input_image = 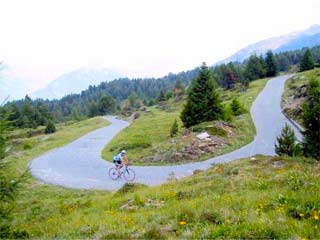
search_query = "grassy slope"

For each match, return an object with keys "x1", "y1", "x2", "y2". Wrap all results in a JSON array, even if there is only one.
[
  {"x1": 102, "y1": 78, "x2": 269, "y2": 165},
  {"x1": 6, "y1": 117, "x2": 109, "y2": 175},
  {"x1": 10, "y1": 155, "x2": 320, "y2": 239},
  {"x1": 282, "y1": 68, "x2": 320, "y2": 125}
]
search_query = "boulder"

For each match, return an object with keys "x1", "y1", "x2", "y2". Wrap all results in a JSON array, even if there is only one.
[{"x1": 196, "y1": 132, "x2": 210, "y2": 140}]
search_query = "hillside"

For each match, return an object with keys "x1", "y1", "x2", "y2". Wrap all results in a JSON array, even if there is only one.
[
  {"x1": 8, "y1": 155, "x2": 320, "y2": 239},
  {"x1": 282, "y1": 68, "x2": 320, "y2": 125},
  {"x1": 102, "y1": 77, "x2": 269, "y2": 165}
]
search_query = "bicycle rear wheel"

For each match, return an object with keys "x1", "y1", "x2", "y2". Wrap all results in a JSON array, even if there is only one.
[
  {"x1": 123, "y1": 168, "x2": 136, "y2": 182},
  {"x1": 109, "y1": 167, "x2": 119, "y2": 180}
]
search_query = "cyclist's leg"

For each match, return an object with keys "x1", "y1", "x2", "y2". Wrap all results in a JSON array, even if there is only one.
[{"x1": 116, "y1": 161, "x2": 122, "y2": 177}]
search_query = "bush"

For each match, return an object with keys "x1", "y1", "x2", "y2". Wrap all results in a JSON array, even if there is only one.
[
  {"x1": 170, "y1": 119, "x2": 179, "y2": 137},
  {"x1": 223, "y1": 107, "x2": 234, "y2": 122},
  {"x1": 230, "y1": 98, "x2": 245, "y2": 115},
  {"x1": 22, "y1": 140, "x2": 33, "y2": 150},
  {"x1": 45, "y1": 120, "x2": 56, "y2": 134}
]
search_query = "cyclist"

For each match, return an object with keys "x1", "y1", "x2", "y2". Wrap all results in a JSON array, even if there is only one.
[{"x1": 113, "y1": 150, "x2": 128, "y2": 177}]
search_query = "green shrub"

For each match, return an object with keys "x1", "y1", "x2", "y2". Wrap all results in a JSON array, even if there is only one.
[
  {"x1": 170, "y1": 119, "x2": 179, "y2": 137},
  {"x1": 45, "y1": 120, "x2": 56, "y2": 134},
  {"x1": 223, "y1": 107, "x2": 234, "y2": 122},
  {"x1": 230, "y1": 97, "x2": 245, "y2": 115},
  {"x1": 22, "y1": 140, "x2": 33, "y2": 150}
]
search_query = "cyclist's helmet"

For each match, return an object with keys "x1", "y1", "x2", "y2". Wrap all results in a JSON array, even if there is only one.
[{"x1": 121, "y1": 150, "x2": 126, "y2": 155}]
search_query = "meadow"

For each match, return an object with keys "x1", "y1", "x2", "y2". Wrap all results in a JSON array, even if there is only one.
[{"x1": 102, "y1": 78, "x2": 270, "y2": 165}]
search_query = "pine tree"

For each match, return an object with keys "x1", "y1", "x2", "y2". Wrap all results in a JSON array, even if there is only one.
[
  {"x1": 157, "y1": 90, "x2": 166, "y2": 102},
  {"x1": 300, "y1": 48, "x2": 315, "y2": 72},
  {"x1": 181, "y1": 63, "x2": 224, "y2": 128},
  {"x1": 170, "y1": 119, "x2": 179, "y2": 137},
  {"x1": 275, "y1": 124, "x2": 300, "y2": 156},
  {"x1": 302, "y1": 79, "x2": 320, "y2": 159},
  {"x1": 98, "y1": 94, "x2": 115, "y2": 115},
  {"x1": 21, "y1": 95, "x2": 35, "y2": 128},
  {"x1": 0, "y1": 113, "x2": 25, "y2": 228},
  {"x1": 265, "y1": 50, "x2": 278, "y2": 77},
  {"x1": 174, "y1": 79, "x2": 185, "y2": 101},
  {"x1": 45, "y1": 120, "x2": 56, "y2": 134},
  {"x1": 244, "y1": 54, "x2": 266, "y2": 81},
  {"x1": 230, "y1": 98, "x2": 244, "y2": 115},
  {"x1": 226, "y1": 69, "x2": 236, "y2": 89}
]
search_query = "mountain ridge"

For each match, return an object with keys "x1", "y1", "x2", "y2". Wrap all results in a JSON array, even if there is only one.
[
  {"x1": 31, "y1": 66, "x2": 123, "y2": 100},
  {"x1": 220, "y1": 24, "x2": 320, "y2": 63}
]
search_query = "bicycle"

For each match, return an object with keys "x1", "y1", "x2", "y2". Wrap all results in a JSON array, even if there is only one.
[{"x1": 109, "y1": 164, "x2": 136, "y2": 182}]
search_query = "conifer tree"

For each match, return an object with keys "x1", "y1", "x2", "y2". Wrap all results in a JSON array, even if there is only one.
[
  {"x1": 174, "y1": 79, "x2": 185, "y2": 101},
  {"x1": 302, "y1": 79, "x2": 320, "y2": 159},
  {"x1": 0, "y1": 113, "x2": 25, "y2": 229},
  {"x1": 157, "y1": 90, "x2": 166, "y2": 102},
  {"x1": 181, "y1": 63, "x2": 224, "y2": 128},
  {"x1": 244, "y1": 54, "x2": 266, "y2": 81},
  {"x1": 265, "y1": 50, "x2": 278, "y2": 77},
  {"x1": 98, "y1": 94, "x2": 115, "y2": 114},
  {"x1": 230, "y1": 97, "x2": 244, "y2": 115},
  {"x1": 300, "y1": 48, "x2": 315, "y2": 72},
  {"x1": 45, "y1": 120, "x2": 56, "y2": 134},
  {"x1": 275, "y1": 124, "x2": 300, "y2": 156}
]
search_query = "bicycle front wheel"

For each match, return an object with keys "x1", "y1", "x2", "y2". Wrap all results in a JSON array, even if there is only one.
[
  {"x1": 109, "y1": 167, "x2": 119, "y2": 180},
  {"x1": 123, "y1": 168, "x2": 136, "y2": 182}
]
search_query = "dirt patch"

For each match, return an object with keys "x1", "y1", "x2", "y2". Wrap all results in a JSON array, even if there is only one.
[{"x1": 140, "y1": 124, "x2": 233, "y2": 164}]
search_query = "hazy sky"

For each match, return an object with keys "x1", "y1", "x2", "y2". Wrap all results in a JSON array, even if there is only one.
[{"x1": 0, "y1": 0, "x2": 320, "y2": 89}]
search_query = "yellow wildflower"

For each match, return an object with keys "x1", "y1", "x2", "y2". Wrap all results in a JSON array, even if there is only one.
[
  {"x1": 314, "y1": 215, "x2": 319, "y2": 220},
  {"x1": 179, "y1": 221, "x2": 187, "y2": 225},
  {"x1": 106, "y1": 210, "x2": 115, "y2": 215},
  {"x1": 299, "y1": 213, "x2": 305, "y2": 217}
]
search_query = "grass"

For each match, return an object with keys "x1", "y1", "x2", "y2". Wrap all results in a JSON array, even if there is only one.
[
  {"x1": 7, "y1": 155, "x2": 320, "y2": 239},
  {"x1": 5, "y1": 117, "x2": 109, "y2": 175},
  {"x1": 102, "y1": 77, "x2": 269, "y2": 165},
  {"x1": 282, "y1": 68, "x2": 320, "y2": 125}
]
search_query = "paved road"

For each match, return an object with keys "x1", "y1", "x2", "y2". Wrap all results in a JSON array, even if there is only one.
[{"x1": 30, "y1": 75, "x2": 302, "y2": 190}]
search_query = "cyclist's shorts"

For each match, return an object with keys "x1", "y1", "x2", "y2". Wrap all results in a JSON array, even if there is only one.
[{"x1": 113, "y1": 160, "x2": 122, "y2": 166}]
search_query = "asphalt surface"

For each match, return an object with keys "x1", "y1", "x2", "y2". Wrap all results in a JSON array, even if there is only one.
[{"x1": 29, "y1": 75, "x2": 302, "y2": 190}]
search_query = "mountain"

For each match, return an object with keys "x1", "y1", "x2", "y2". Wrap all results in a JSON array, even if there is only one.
[
  {"x1": 221, "y1": 24, "x2": 320, "y2": 63},
  {"x1": 31, "y1": 66, "x2": 123, "y2": 100},
  {"x1": 0, "y1": 64, "x2": 32, "y2": 104}
]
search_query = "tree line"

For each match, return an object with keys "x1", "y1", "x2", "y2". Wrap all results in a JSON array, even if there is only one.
[{"x1": 1, "y1": 45, "x2": 319, "y2": 129}]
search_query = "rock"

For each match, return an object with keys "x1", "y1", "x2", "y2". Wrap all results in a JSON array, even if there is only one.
[
  {"x1": 182, "y1": 128, "x2": 190, "y2": 137},
  {"x1": 203, "y1": 147, "x2": 211, "y2": 153},
  {"x1": 133, "y1": 112, "x2": 140, "y2": 119},
  {"x1": 173, "y1": 152, "x2": 183, "y2": 159},
  {"x1": 198, "y1": 143, "x2": 208, "y2": 149},
  {"x1": 272, "y1": 161, "x2": 285, "y2": 169},
  {"x1": 208, "y1": 142, "x2": 218, "y2": 147},
  {"x1": 196, "y1": 132, "x2": 210, "y2": 140}
]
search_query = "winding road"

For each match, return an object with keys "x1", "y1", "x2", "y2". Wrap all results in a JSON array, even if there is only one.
[{"x1": 30, "y1": 75, "x2": 302, "y2": 190}]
